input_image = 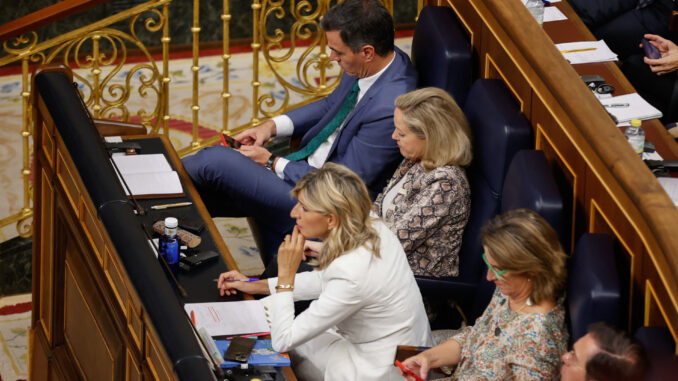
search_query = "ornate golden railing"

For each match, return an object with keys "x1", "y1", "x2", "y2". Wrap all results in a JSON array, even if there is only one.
[{"x1": 0, "y1": 0, "x2": 418, "y2": 240}]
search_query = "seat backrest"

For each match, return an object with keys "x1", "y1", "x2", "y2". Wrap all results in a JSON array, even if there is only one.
[
  {"x1": 568, "y1": 233, "x2": 621, "y2": 345},
  {"x1": 457, "y1": 80, "x2": 532, "y2": 287},
  {"x1": 500, "y1": 150, "x2": 564, "y2": 237},
  {"x1": 635, "y1": 326, "x2": 678, "y2": 380},
  {"x1": 471, "y1": 149, "x2": 564, "y2": 318},
  {"x1": 411, "y1": 6, "x2": 471, "y2": 107}
]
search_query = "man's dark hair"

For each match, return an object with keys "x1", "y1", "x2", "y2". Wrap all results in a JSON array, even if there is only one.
[
  {"x1": 585, "y1": 322, "x2": 648, "y2": 381},
  {"x1": 320, "y1": 0, "x2": 394, "y2": 57}
]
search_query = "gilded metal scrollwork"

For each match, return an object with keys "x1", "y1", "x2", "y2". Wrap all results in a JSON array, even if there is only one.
[{"x1": 256, "y1": 0, "x2": 339, "y2": 118}]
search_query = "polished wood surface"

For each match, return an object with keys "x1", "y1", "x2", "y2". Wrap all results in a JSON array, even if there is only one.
[
  {"x1": 431, "y1": 0, "x2": 678, "y2": 349},
  {"x1": 0, "y1": 0, "x2": 106, "y2": 43}
]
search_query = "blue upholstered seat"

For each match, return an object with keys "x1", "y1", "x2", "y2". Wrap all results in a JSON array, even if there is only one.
[
  {"x1": 414, "y1": 79, "x2": 531, "y2": 323},
  {"x1": 469, "y1": 149, "x2": 565, "y2": 319},
  {"x1": 567, "y1": 233, "x2": 621, "y2": 345},
  {"x1": 635, "y1": 326, "x2": 678, "y2": 380},
  {"x1": 411, "y1": 6, "x2": 471, "y2": 106}
]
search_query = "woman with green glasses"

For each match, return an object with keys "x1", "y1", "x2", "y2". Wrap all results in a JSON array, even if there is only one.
[{"x1": 400, "y1": 208, "x2": 569, "y2": 380}]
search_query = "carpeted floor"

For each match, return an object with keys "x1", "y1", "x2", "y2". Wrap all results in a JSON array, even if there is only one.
[{"x1": 0, "y1": 294, "x2": 31, "y2": 381}]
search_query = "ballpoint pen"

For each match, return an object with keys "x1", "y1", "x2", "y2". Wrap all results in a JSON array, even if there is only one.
[
  {"x1": 150, "y1": 201, "x2": 193, "y2": 210},
  {"x1": 604, "y1": 103, "x2": 630, "y2": 108},
  {"x1": 213, "y1": 277, "x2": 260, "y2": 282},
  {"x1": 559, "y1": 47, "x2": 596, "y2": 54}
]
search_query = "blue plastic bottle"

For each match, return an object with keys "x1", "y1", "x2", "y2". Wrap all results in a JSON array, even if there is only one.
[{"x1": 160, "y1": 217, "x2": 180, "y2": 274}]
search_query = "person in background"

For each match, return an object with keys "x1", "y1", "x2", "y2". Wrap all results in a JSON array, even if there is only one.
[
  {"x1": 372, "y1": 87, "x2": 471, "y2": 277},
  {"x1": 304, "y1": 87, "x2": 472, "y2": 278},
  {"x1": 217, "y1": 163, "x2": 432, "y2": 381},
  {"x1": 560, "y1": 322, "x2": 648, "y2": 381},
  {"x1": 400, "y1": 209, "x2": 568, "y2": 380},
  {"x1": 568, "y1": 0, "x2": 677, "y2": 59},
  {"x1": 626, "y1": 33, "x2": 678, "y2": 129},
  {"x1": 183, "y1": 0, "x2": 416, "y2": 271}
]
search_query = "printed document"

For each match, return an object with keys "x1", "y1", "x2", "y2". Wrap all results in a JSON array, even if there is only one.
[{"x1": 184, "y1": 300, "x2": 269, "y2": 337}]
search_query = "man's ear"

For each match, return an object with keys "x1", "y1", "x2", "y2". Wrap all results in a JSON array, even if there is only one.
[{"x1": 361, "y1": 45, "x2": 375, "y2": 62}]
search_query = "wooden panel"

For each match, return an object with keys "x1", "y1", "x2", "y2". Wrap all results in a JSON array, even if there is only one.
[
  {"x1": 145, "y1": 332, "x2": 175, "y2": 381},
  {"x1": 39, "y1": 168, "x2": 54, "y2": 342},
  {"x1": 127, "y1": 299, "x2": 143, "y2": 350},
  {"x1": 41, "y1": 122, "x2": 55, "y2": 169},
  {"x1": 82, "y1": 202, "x2": 103, "y2": 264},
  {"x1": 29, "y1": 328, "x2": 50, "y2": 381},
  {"x1": 126, "y1": 348, "x2": 142, "y2": 381},
  {"x1": 103, "y1": 246, "x2": 130, "y2": 315},
  {"x1": 481, "y1": 31, "x2": 531, "y2": 115},
  {"x1": 444, "y1": 0, "x2": 482, "y2": 49},
  {"x1": 56, "y1": 150, "x2": 80, "y2": 215},
  {"x1": 63, "y1": 239, "x2": 123, "y2": 381}
]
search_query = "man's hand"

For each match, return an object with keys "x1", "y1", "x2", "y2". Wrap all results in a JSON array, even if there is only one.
[
  {"x1": 643, "y1": 34, "x2": 678, "y2": 75},
  {"x1": 234, "y1": 120, "x2": 277, "y2": 146},
  {"x1": 237, "y1": 145, "x2": 272, "y2": 166}
]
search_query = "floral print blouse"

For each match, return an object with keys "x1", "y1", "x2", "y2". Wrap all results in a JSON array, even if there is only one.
[
  {"x1": 450, "y1": 289, "x2": 568, "y2": 380},
  {"x1": 372, "y1": 159, "x2": 470, "y2": 277}
]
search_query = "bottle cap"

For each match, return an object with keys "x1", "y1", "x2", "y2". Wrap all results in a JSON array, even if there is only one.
[
  {"x1": 630, "y1": 119, "x2": 642, "y2": 127},
  {"x1": 164, "y1": 217, "x2": 178, "y2": 228}
]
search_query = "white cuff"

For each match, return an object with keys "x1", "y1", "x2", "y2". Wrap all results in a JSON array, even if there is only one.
[
  {"x1": 267, "y1": 277, "x2": 278, "y2": 295},
  {"x1": 272, "y1": 115, "x2": 294, "y2": 137},
  {"x1": 274, "y1": 157, "x2": 290, "y2": 179}
]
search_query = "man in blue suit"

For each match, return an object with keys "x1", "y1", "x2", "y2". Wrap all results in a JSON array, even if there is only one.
[{"x1": 183, "y1": 0, "x2": 417, "y2": 268}]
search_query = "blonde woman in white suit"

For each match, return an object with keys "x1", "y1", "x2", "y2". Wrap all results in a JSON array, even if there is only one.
[{"x1": 217, "y1": 162, "x2": 432, "y2": 380}]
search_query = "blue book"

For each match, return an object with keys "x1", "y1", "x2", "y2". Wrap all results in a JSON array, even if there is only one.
[{"x1": 215, "y1": 339, "x2": 291, "y2": 368}]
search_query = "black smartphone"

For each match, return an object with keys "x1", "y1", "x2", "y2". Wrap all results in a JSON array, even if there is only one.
[
  {"x1": 180, "y1": 250, "x2": 219, "y2": 268},
  {"x1": 224, "y1": 337, "x2": 256, "y2": 363},
  {"x1": 222, "y1": 133, "x2": 242, "y2": 149},
  {"x1": 641, "y1": 38, "x2": 661, "y2": 59}
]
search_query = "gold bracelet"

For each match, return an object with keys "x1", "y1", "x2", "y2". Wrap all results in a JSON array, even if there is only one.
[{"x1": 275, "y1": 284, "x2": 294, "y2": 291}]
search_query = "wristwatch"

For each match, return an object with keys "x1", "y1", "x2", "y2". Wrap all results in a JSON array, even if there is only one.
[{"x1": 265, "y1": 154, "x2": 277, "y2": 171}]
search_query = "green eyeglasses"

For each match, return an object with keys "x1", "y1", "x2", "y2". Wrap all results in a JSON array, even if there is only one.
[{"x1": 482, "y1": 252, "x2": 507, "y2": 280}]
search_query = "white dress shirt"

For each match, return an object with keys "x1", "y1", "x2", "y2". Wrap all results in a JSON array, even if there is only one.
[{"x1": 272, "y1": 55, "x2": 396, "y2": 179}]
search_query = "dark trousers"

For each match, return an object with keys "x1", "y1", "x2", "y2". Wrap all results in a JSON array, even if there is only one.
[
  {"x1": 182, "y1": 146, "x2": 296, "y2": 266},
  {"x1": 622, "y1": 54, "x2": 678, "y2": 123},
  {"x1": 569, "y1": 0, "x2": 678, "y2": 59}
]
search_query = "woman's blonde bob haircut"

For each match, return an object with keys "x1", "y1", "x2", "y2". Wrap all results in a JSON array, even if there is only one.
[
  {"x1": 394, "y1": 87, "x2": 472, "y2": 171},
  {"x1": 291, "y1": 163, "x2": 380, "y2": 270},
  {"x1": 481, "y1": 208, "x2": 567, "y2": 304}
]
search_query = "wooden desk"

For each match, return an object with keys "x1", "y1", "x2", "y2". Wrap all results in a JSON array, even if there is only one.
[
  {"x1": 544, "y1": 1, "x2": 678, "y2": 159},
  {"x1": 30, "y1": 66, "x2": 296, "y2": 380}
]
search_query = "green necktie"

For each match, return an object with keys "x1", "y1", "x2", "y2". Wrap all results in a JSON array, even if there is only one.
[{"x1": 286, "y1": 81, "x2": 360, "y2": 161}]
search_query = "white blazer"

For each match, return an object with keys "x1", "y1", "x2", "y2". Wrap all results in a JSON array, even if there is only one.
[{"x1": 262, "y1": 220, "x2": 433, "y2": 381}]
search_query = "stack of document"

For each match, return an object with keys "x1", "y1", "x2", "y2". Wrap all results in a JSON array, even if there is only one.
[
  {"x1": 556, "y1": 40, "x2": 618, "y2": 64},
  {"x1": 599, "y1": 93, "x2": 662, "y2": 123}
]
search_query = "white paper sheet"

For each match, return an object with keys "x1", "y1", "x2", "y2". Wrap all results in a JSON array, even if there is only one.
[
  {"x1": 184, "y1": 301, "x2": 270, "y2": 337},
  {"x1": 658, "y1": 178, "x2": 678, "y2": 207},
  {"x1": 599, "y1": 93, "x2": 662, "y2": 123},
  {"x1": 556, "y1": 40, "x2": 618, "y2": 64},
  {"x1": 111, "y1": 153, "x2": 183, "y2": 196},
  {"x1": 543, "y1": 7, "x2": 567, "y2": 22}
]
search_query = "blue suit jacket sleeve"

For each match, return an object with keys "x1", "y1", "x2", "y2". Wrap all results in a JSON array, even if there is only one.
[{"x1": 282, "y1": 47, "x2": 417, "y2": 197}]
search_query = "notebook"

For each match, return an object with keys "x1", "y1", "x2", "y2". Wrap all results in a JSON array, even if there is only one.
[
  {"x1": 111, "y1": 153, "x2": 184, "y2": 198},
  {"x1": 599, "y1": 93, "x2": 662, "y2": 123}
]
